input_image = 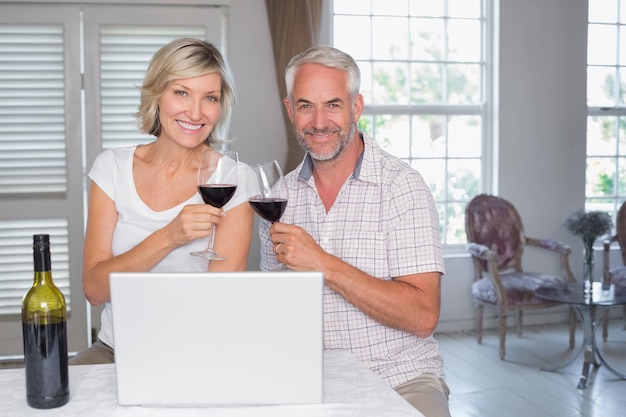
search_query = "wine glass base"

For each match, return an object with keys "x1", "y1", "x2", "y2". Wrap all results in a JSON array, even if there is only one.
[{"x1": 190, "y1": 250, "x2": 225, "y2": 261}]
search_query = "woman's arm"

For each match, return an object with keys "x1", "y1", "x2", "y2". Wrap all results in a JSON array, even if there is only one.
[
  {"x1": 209, "y1": 201, "x2": 255, "y2": 272},
  {"x1": 82, "y1": 181, "x2": 227, "y2": 305}
]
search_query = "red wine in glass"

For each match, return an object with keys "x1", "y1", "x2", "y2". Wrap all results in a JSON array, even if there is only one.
[
  {"x1": 198, "y1": 184, "x2": 237, "y2": 208},
  {"x1": 190, "y1": 149, "x2": 239, "y2": 260},
  {"x1": 249, "y1": 160, "x2": 289, "y2": 271},
  {"x1": 249, "y1": 197, "x2": 287, "y2": 223}
]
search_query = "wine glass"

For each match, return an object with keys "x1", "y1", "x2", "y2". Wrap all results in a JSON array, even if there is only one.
[
  {"x1": 249, "y1": 160, "x2": 288, "y2": 223},
  {"x1": 249, "y1": 160, "x2": 289, "y2": 271},
  {"x1": 190, "y1": 148, "x2": 239, "y2": 260}
]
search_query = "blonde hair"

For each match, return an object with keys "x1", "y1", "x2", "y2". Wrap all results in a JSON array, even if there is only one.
[{"x1": 135, "y1": 38, "x2": 236, "y2": 144}]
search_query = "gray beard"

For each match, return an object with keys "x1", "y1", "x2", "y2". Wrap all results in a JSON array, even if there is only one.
[{"x1": 295, "y1": 119, "x2": 357, "y2": 162}]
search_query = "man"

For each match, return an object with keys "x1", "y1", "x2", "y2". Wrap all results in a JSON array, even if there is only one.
[{"x1": 259, "y1": 45, "x2": 450, "y2": 417}]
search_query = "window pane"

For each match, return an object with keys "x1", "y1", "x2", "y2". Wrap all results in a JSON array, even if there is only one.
[
  {"x1": 372, "y1": 0, "x2": 408, "y2": 16},
  {"x1": 589, "y1": 0, "x2": 618, "y2": 23},
  {"x1": 409, "y1": 2, "x2": 444, "y2": 17},
  {"x1": 618, "y1": 156, "x2": 626, "y2": 195},
  {"x1": 411, "y1": 115, "x2": 446, "y2": 158},
  {"x1": 372, "y1": 17, "x2": 409, "y2": 60},
  {"x1": 586, "y1": 156, "x2": 615, "y2": 197},
  {"x1": 587, "y1": 116, "x2": 617, "y2": 156},
  {"x1": 620, "y1": 29, "x2": 626, "y2": 66},
  {"x1": 448, "y1": 115, "x2": 481, "y2": 158},
  {"x1": 372, "y1": 114, "x2": 410, "y2": 156},
  {"x1": 410, "y1": 18, "x2": 444, "y2": 61},
  {"x1": 444, "y1": 202, "x2": 467, "y2": 244},
  {"x1": 411, "y1": 63, "x2": 443, "y2": 103},
  {"x1": 372, "y1": 61, "x2": 409, "y2": 104},
  {"x1": 334, "y1": 16, "x2": 371, "y2": 60},
  {"x1": 448, "y1": 159, "x2": 480, "y2": 201},
  {"x1": 620, "y1": 116, "x2": 626, "y2": 151},
  {"x1": 448, "y1": 0, "x2": 482, "y2": 18},
  {"x1": 587, "y1": 66, "x2": 617, "y2": 106},
  {"x1": 448, "y1": 19, "x2": 481, "y2": 62},
  {"x1": 334, "y1": 0, "x2": 371, "y2": 15},
  {"x1": 620, "y1": 68, "x2": 626, "y2": 105},
  {"x1": 447, "y1": 63, "x2": 481, "y2": 104},
  {"x1": 587, "y1": 24, "x2": 617, "y2": 65}
]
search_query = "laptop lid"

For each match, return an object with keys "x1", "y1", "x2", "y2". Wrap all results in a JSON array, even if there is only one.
[{"x1": 109, "y1": 271, "x2": 324, "y2": 406}]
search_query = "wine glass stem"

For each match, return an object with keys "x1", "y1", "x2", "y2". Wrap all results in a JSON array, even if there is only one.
[{"x1": 208, "y1": 224, "x2": 216, "y2": 252}]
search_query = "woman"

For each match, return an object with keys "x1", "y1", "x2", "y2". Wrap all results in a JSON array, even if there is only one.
[{"x1": 70, "y1": 38, "x2": 254, "y2": 364}]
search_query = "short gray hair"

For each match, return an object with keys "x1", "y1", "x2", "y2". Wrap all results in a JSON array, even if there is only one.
[{"x1": 284, "y1": 46, "x2": 360, "y2": 99}]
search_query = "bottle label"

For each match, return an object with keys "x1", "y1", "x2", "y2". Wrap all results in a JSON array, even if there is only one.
[{"x1": 22, "y1": 320, "x2": 69, "y2": 409}]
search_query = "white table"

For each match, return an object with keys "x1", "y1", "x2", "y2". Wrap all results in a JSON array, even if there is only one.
[{"x1": 0, "y1": 350, "x2": 422, "y2": 417}]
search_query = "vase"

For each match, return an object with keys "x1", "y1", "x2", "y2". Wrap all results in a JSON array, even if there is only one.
[{"x1": 582, "y1": 260, "x2": 593, "y2": 299}]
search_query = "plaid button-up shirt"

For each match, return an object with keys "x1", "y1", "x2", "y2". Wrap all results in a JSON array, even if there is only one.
[{"x1": 260, "y1": 133, "x2": 446, "y2": 387}]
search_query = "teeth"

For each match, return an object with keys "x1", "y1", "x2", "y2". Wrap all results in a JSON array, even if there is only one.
[{"x1": 178, "y1": 120, "x2": 202, "y2": 130}]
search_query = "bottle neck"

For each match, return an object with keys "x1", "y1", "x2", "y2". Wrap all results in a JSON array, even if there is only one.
[{"x1": 33, "y1": 248, "x2": 52, "y2": 284}]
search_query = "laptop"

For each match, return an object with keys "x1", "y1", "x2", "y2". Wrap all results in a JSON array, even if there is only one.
[{"x1": 109, "y1": 271, "x2": 324, "y2": 406}]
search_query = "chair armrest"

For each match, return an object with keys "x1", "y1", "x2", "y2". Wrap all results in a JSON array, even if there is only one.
[
  {"x1": 466, "y1": 242, "x2": 509, "y2": 309},
  {"x1": 525, "y1": 237, "x2": 571, "y2": 256},
  {"x1": 466, "y1": 242, "x2": 497, "y2": 262},
  {"x1": 525, "y1": 237, "x2": 576, "y2": 283}
]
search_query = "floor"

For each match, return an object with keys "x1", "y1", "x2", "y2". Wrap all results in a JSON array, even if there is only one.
[{"x1": 438, "y1": 318, "x2": 626, "y2": 417}]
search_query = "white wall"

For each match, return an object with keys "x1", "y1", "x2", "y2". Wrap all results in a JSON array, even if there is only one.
[{"x1": 226, "y1": 0, "x2": 621, "y2": 334}]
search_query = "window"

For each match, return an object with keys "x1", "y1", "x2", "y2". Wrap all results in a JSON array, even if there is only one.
[
  {"x1": 586, "y1": 0, "x2": 626, "y2": 218},
  {"x1": 0, "y1": 1, "x2": 227, "y2": 357},
  {"x1": 331, "y1": 0, "x2": 490, "y2": 245}
]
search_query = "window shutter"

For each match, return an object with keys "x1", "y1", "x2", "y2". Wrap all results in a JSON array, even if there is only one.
[
  {"x1": 0, "y1": 24, "x2": 72, "y2": 317},
  {"x1": 0, "y1": 219, "x2": 70, "y2": 315},
  {"x1": 0, "y1": 25, "x2": 67, "y2": 195}
]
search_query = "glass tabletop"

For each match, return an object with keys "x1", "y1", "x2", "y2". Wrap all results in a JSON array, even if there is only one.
[{"x1": 535, "y1": 282, "x2": 626, "y2": 306}]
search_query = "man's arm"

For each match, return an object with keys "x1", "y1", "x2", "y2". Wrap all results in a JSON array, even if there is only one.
[{"x1": 269, "y1": 222, "x2": 442, "y2": 338}]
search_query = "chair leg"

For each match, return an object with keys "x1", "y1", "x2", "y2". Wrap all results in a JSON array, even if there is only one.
[
  {"x1": 516, "y1": 310, "x2": 523, "y2": 337},
  {"x1": 499, "y1": 313, "x2": 507, "y2": 360},
  {"x1": 569, "y1": 307, "x2": 576, "y2": 348},
  {"x1": 475, "y1": 305, "x2": 484, "y2": 344}
]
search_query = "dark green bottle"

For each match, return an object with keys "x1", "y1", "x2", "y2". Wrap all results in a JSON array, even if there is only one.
[{"x1": 21, "y1": 234, "x2": 69, "y2": 409}]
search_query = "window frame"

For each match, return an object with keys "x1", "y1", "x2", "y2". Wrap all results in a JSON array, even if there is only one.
[
  {"x1": 328, "y1": 0, "x2": 494, "y2": 251},
  {"x1": 585, "y1": 0, "x2": 626, "y2": 222}
]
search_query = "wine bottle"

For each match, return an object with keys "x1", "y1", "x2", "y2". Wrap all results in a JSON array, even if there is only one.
[{"x1": 21, "y1": 234, "x2": 69, "y2": 409}]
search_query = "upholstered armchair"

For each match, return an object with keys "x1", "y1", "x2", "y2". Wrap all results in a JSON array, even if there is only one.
[
  {"x1": 465, "y1": 194, "x2": 577, "y2": 360},
  {"x1": 601, "y1": 201, "x2": 626, "y2": 341}
]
